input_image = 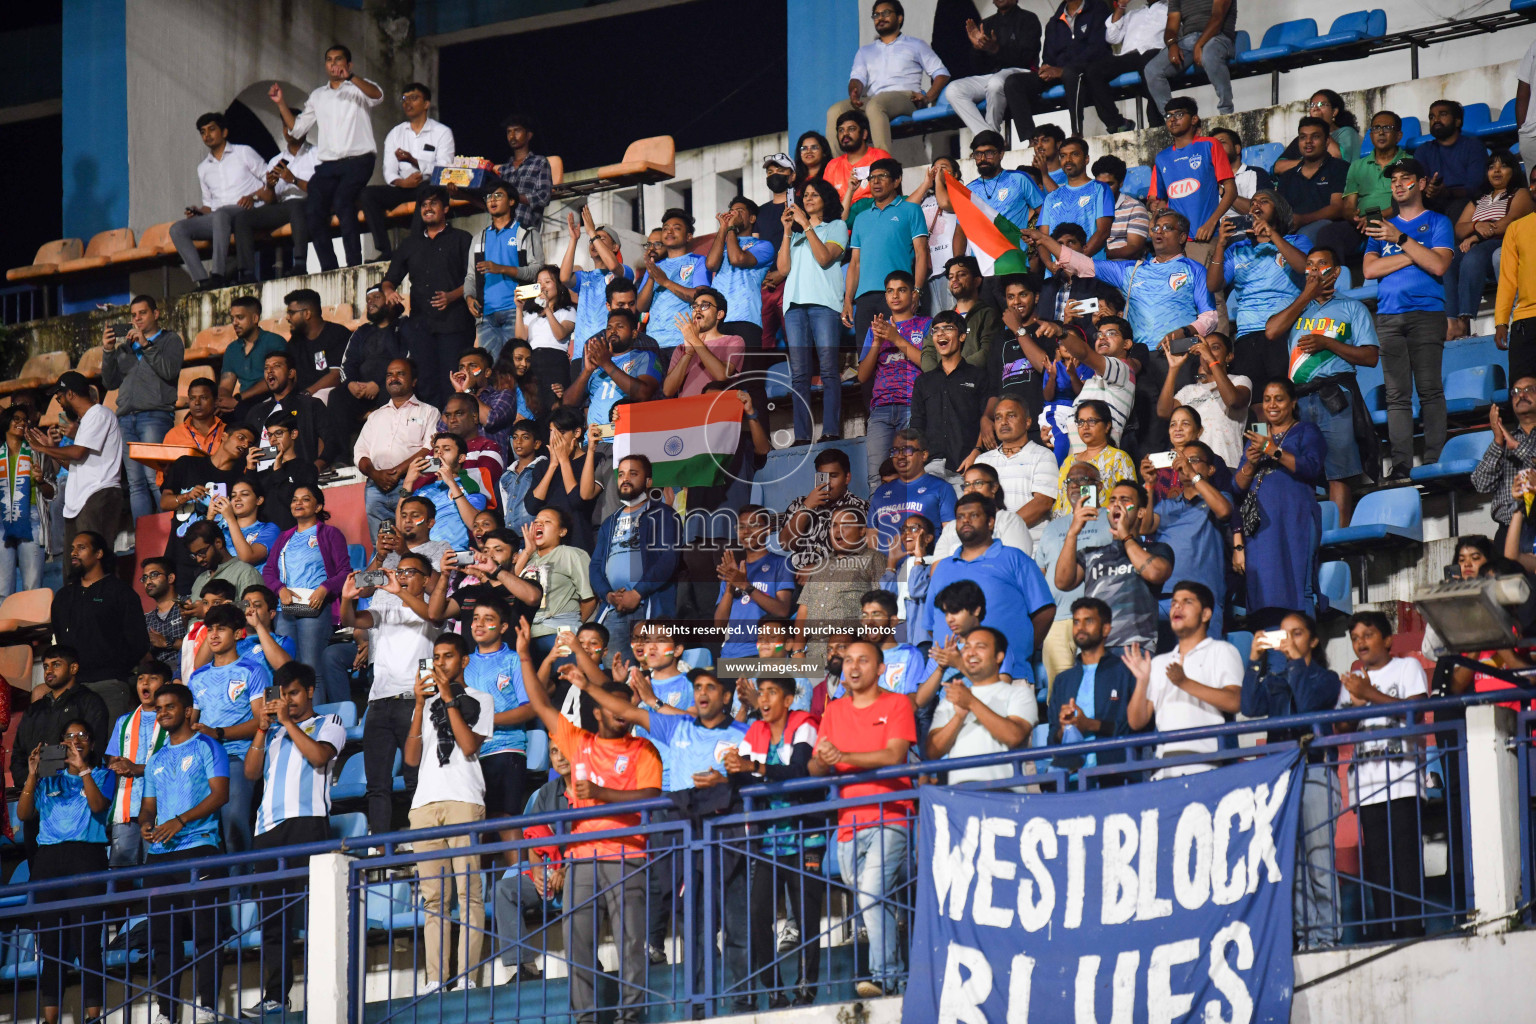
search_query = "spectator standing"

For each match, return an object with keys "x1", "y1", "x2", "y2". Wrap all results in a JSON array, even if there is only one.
[
  {"x1": 360, "y1": 82, "x2": 457, "y2": 259},
  {"x1": 1233, "y1": 380, "x2": 1326, "y2": 623},
  {"x1": 217, "y1": 297, "x2": 287, "y2": 419},
  {"x1": 381, "y1": 187, "x2": 476, "y2": 410},
  {"x1": 1141, "y1": 435, "x2": 1231, "y2": 636},
  {"x1": 1156, "y1": 334, "x2": 1250, "y2": 470},
  {"x1": 169, "y1": 112, "x2": 268, "y2": 289},
  {"x1": 241, "y1": 662, "x2": 345, "y2": 1016},
  {"x1": 246, "y1": 352, "x2": 343, "y2": 471},
  {"x1": 1413, "y1": 100, "x2": 1489, "y2": 219},
  {"x1": 857, "y1": 273, "x2": 930, "y2": 489},
  {"x1": 0, "y1": 404, "x2": 47, "y2": 595},
  {"x1": 986, "y1": 277, "x2": 1058, "y2": 425},
  {"x1": 1124, "y1": 582, "x2": 1242, "y2": 777},
  {"x1": 1497, "y1": 188, "x2": 1536, "y2": 381},
  {"x1": 918, "y1": 256, "x2": 996, "y2": 370},
  {"x1": 1093, "y1": 155, "x2": 1152, "y2": 260},
  {"x1": 1277, "y1": 118, "x2": 1358, "y2": 255},
  {"x1": 337, "y1": 286, "x2": 424, "y2": 427},
  {"x1": 977, "y1": 396, "x2": 1059, "y2": 543},
  {"x1": 403, "y1": 633, "x2": 494, "y2": 992},
  {"x1": 638, "y1": 208, "x2": 710, "y2": 353},
  {"x1": 101, "y1": 296, "x2": 182, "y2": 522},
  {"x1": 517, "y1": 625, "x2": 661, "y2": 1024},
  {"x1": 102, "y1": 662, "x2": 169, "y2": 867},
  {"x1": 1344, "y1": 112, "x2": 1405, "y2": 221},
  {"x1": 262, "y1": 484, "x2": 351, "y2": 668},
  {"x1": 518, "y1": 507, "x2": 596, "y2": 659},
  {"x1": 845, "y1": 161, "x2": 931, "y2": 350},
  {"x1": 27, "y1": 374, "x2": 120, "y2": 548},
  {"x1": 908, "y1": 310, "x2": 997, "y2": 488},
  {"x1": 495, "y1": 112, "x2": 554, "y2": 232},
  {"x1": 716, "y1": 505, "x2": 797, "y2": 659},
  {"x1": 706, "y1": 198, "x2": 776, "y2": 349},
  {"x1": 269, "y1": 46, "x2": 382, "y2": 270},
  {"x1": 590, "y1": 455, "x2": 683, "y2": 652},
  {"x1": 1141, "y1": 0, "x2": 1237, "y2": 118},
  {"x1": 1361, "y1": 159, "x2": 1454, "y2": 481},
  {"x1": 793, "y1": 513, "x2": 889, "y2": 666},
  {"x1": 515, "y1": 267, "x2": 579, "y2": 411},
  {"x1": 757, "y1": 153, "x2": 794, "y2": 253},
  {"x1": 141, "y1": 558, "x2": 185, "y2": 675},
  {"x1": 560, "y1": 205, "x2": 633, "y2": 361},
  {"x1": 254, "y1": 410, "x2": 321, "y2": 534},
  {"x1": 1054, "y1": 481, "x2": 1173, "y2": 652},
  {"x1": 1208, "y1": 191, "x2": 1310, "y2": 388},
  {"x1": 777, "y1": 179, "x2": 849, "y2": 444},
  {"x1": 1337, "y1": 612, "x2": 1428, "y2": 941},
  {"x1": 186, "y1": 603, "x2": 267, "y2": 861},
  {"x1": 139, "y1": 683, "x2": 229, "y2": 1023},
  {"x1": 525, "y1": 408, "x2": 601, "y2": 551},
  {"x1": 925, "y1": 626, "x2": 1036, "y2": 783},
  {"x1": 9, "y1": 646, "x2": 110, "y2": 831},
  {"x1": 661, "y1": 287, "x2": 746, "y2": 398},
  {"x1": 493, "y1": 743, "x2": 571, "y2": 980},
  {"x1": 943, "y1": 0, "x2": 1043, "y2": 137},
  {"x1": 807, "y1": 639, "x2": 917, "y2": 998},
  {"x1": 1149, "y1": 98, "x2": 1235, "y2": 252},
  {"x1": 964, "y1": 132, "x2": 1043, "y2": 274},
  {"x1": 1473, "y1": 378, "x2": 1536, "y2": 539},
  {"x1": 464, "y1": 181, "x2": 537, "y2": 363},
  {"x1": 1265, "y1": 246, "x2": 1380, "y2": 521},
  {"x1": 1521, "y1": 38, "x2": 1536, "y2": 173},
  {"x1": 825, "y1": 111, "x2": 892, "y2": 215},
  {"x1": 499, "y1": 421, "x2": 547, "y2": 534},
  {"x1": 247, "y1": 136, "x2": 318, "y2": 277},
  {"x1": 1086, "y1": 0, "x2": 1167, "y2": 133},
  {"x1": 354, "y1": 358, "x2": 437, "y2": 538},
  {"x1": 1039, "y1": 138, "x2": 1115, "y2": 259},
  {"x1": 1046, "y1": 598, "x2": 1134, "y2": 769},
  {"x1": 828, "y1": 0, "x2": 951, "y2": 155},
  {"x1": 780, "y1": 448, "x2": 870, "y2": 570},
  {"x1": 459, "y1": 595, "x2": 536, "y2": 855},
  {"x1": 1001, "y1": 0, "x2": 1109, "y2": 138},
  {"x1": 51, "y1": 533, "x2": 149, "y2": 721},
  {"x1": 1446, "y1": 154, "x2": 1531, "y2": 340}
]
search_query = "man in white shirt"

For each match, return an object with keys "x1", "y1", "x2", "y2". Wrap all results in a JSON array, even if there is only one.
[
  {"x1": 1124, "y1": 581, "x2": 1241, "y2": 779},
  {"x1": 924, "y1": 626, "x2": 1036, "y2": 784},
  {"x1": 241, "y1": 136, "x2": 319, "y2": 278},
  {"x1": 353, "y1": 358, "x2": 438, "y2": 538},
  {"x1": 1086, "y1": 0, "x2": 1168, "y2": 134},
  {"x1": 168, "y1": 111, "x2": 268, "y2": 290},
  {"x1": 1517, "y1": 37, "x2": 1536, "y2": 175},
  {"x1": 826, "y1": 0, "x2": 950, "y2": 154},
  {"x1": 28, "y1": 372, "x2": 123, "y2": 547},
  {"x1": 1058, "y1": 319, "x2": 1137, "y2": 450},
  {"x1": 976, "y1": 397, "x2": 1058, "y2": 545},
  {"x1": 404, "y1": 632, "x2": 494, "y2": 992},
  {"x1": 269, "y1": 43, "x2": 383, "y2": 271},
  {"x1": 360, "y1": 82, "x2": 457, "y2": 260}
]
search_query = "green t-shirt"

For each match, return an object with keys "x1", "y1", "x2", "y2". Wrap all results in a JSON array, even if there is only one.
[
  {"x1": 1344, "y1": 152, "x2": 1400, "y2": 215},
  {"x1": 220, "y1": 330, "x2": 287, "y2": 392}
]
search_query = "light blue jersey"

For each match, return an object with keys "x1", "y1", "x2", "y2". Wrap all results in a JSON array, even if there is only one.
[
  {"x1": 1094, "y1": 255, "x2": 1215, "y2": 351},
  {"x1": 188, "y1": 654, "x2": 270, "y2": 759},
  {"x1": 587, "y1": 349, "x2": 661, "y2": 428},
  {"x1": 712, "y1": 236, "x2": 776, "y2": 327},
  {"x1": 221, "y1": 520, "x2": 281, "y2": 563},
  {"x1": 879, "y1": 643, "x2": 928, "y2": 695},
  {"x1": 644, "y1": 714, "x2": 749, "y2": 792},
  {"x1": 144, "y1": 733, "x2": 229, "y2": 854},
  {"x1": 644, "y1": 254, "x2": 710, "y2": 347},
  {"x1": 572, "y1": 265, "x2": 635, "y2": 354},
  {"x1": 1040, "y1": 181, "x2": 1114, "y2": 259},
  {"x1": 966, "y1": 170, "x2": 1043, "y2": 231},
  {"x1": 35, "y1": 767, "x2": 115, "y2": 845},
  {"x1": 467, "y1": 644, "x2": 530, "y2": 756},
  {"x1": 1222, "y1": 235, "x2": 1312, "y2": 335},
  {"x1": 636, "y1": 670, "x2": 693, "y2": 789}
]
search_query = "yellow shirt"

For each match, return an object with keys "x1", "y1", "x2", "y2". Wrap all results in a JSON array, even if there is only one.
[{"x1": 1496, "y1": 212, "x2": 1536, "y2": 327}]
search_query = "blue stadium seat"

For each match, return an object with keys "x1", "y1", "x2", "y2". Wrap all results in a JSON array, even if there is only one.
[
  {"x1": 0, "y1": 928, "x2": 37, "y2": 982},
  {"x1": 1041, "y1": 84, "x2": 1066, "y2": 101},
  {"x1": 1242, "y1": 143, "x2": 1284, "y2": 173},
  {"x1": 1319, "y1": 560, "x2": 1354, "y2": 616},
  {"x1": 1411, "y1": 430, "x2": 1492, "y2": 485},
  {"x1": 1122, "y1": 165, "x2": 1152, "y2": 201},
  {"x1": 346, "y1": 705, "x2": 367, "y2": 744},
  {"x1": 316, "y1": 700, "x2": 358, "y2": 730},
  {"x1": 1321, "y1": 487, "x2": 1423, "y2": 551},
  {"x1": 1109, "y1": 71, "x2": 1144, "y2": 89},
  {"x1": 349, "y1": 543, "x2": 368, "y2": 572},
  {"x1": 1517, "y1": 0, "x2": 1536, "y2": 13},
  {"x1": 364, "y1": 880, "x2": 423, "y2": 931},
  {"x1": 1320, "y1": 500, "x2": 1340, "y2": 535},
  {"x1": 763, "y1": 357, "x2": 791, "y2": 400},
  {"x1": 0, "y1": 861, "x2": 29, "y2": 908},
  {"x1": 1298, "y1": 9, "x2": 1387, "y2": 50},
  {"x1": 1234, "y1": 19, "x2": 1317, "y2": 63},
  {"x1": 1480, "y1": 98, "x2": 1518, "y2": 136},
  {"x1": 330, "y1": 812, "x2": 368, "y2": 840},
  {"x1": 526, "y1": 728, "x2": 550, "y2": 772},
  {"x1": 1334, "y1": 265, "x2": 1378, "y2": 304},
  {"x1": 225, "y1": 900, "x2": 264, "y2": 951},
  {"x1": 1226, "y1": 631, "x2": 1254, "y2": 664},
  {"x1": 1443, "y1": 366, "x2": 1495, "y2": 415},
  {"x1": 332, "y1": 750, "x2": 403, "y2": 799},
  {"x1": 1459, "y1": 102, "x2": 1493, "y2": 137},
  {"x1": 681, "y1": 647, "x2": 714, "y2": 671}
]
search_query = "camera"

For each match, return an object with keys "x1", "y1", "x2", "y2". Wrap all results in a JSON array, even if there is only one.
[{"x1": 359, "y1": 569, "x2": 389, "y2": 588}]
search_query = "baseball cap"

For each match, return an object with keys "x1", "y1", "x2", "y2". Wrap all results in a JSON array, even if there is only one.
[
  {"x1": 761, "y1": 153, "x2": 794, "y2": 172},
  {"x1": 50, "y1": 371, "x2": 93, "y2": 399}
]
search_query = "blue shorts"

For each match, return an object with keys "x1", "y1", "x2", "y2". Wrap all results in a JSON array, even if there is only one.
[{"x1": 1297, "y1": 392, "x2": 1361, "y2": 480}]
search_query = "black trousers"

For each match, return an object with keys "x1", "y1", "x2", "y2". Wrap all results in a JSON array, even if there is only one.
[
  {"x1": 1233, "y1": 329, "x2": 1289, "y2": 396},
  {"x1": 747, "y1": 848, "x2": 826, "y2": 994},
  {"x1": 1070, "y1": 49, "x2": 1158, "y2": 130},
  {"x1": 1358, "y1": 797, "x2": 1425, "y2": 942},
  {"x1": 359, "y1": 184, "x2": 425, "y2": 258},
  {"x1": 852, "y1": 291, "x2": 890, "y2": 354},
  {"x1": 307, "y1": 154, "x2": 375, "y2": 270},
  {"x1": 364, "y1": 696, "x2": 418, "y2": 835},
  {"x1": 530, "y1": 347, "x2": 573, "y2": 415},
  {"x1": 1509, "y1": 317, "x2": 1536, "y2": 387},
  {"x1": 253, "y1": 816, "x2": 331, "y2": 1003},
  {"x1": 33, "y1": 842, "x2": 108, "y2": 1010},
  {"x1": 1002, "y1": 70, "x2": 1053, "y2": 138},
  {"x1": 415, "y1": 329, "x2": 477, "y2": 410},
  {"x1": 146, "y1": 846, "x2": 222, "y2": 1017}
]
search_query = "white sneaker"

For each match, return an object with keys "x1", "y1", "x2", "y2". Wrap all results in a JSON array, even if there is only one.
[
  {"x1": 776, "y1": 916, "x2": 801, "y2": 953},
  {"x1": 194, "y1": 1006, "x2": 219, "y2": 1023},
  {"x1": 152, "y1": 1013, "x2": 173, "y2": 1024},
  {"x1": 418, "y1": 980, "x2": 442, "y2": 995},
  {"x1": 462, "y1": 980, "x2": 477, "y2": 990}
]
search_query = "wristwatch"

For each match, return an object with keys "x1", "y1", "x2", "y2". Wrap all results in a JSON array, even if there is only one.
[
  {"x1": 1397, "y1": 231, "x2": 1408, "y2": 246},
  {"x1": 1190, "y1": 473, "x2": 1204, "y2": 485},
  {"x1": 215, "y1": 726, "x2": 226, "y2": 742}
]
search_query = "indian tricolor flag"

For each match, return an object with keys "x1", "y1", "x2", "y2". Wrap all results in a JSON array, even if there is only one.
[
  {"x1": 1289, "y1": 316, "x2": 1350, "y2": 384},
  {"x1": 613, "y1": 394, "x2": 741, "y2": 487},
  {"x1": 943, "y1": 171, "x2": 1031, "y2": 276}
]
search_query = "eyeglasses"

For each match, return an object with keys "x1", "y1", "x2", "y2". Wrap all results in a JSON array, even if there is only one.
[
  {"x1": 1164, "y1": 110, "x2": 1192, "y2": 121},
  {"x1": 691, "y1": 302, "x2": 718, "y2": 312},
  {"x1": 972, "y1": 148, "x2": 1001, "y2": 158},
  {"x1": 62, "y1": 732, "x2": 89, "y2": 741},
  {"x1": 961, "y1": 480, "x2": 992, "y2": 491},
  {"x1": 889, "y1": 445, "x2": 923, "y2": 456},
  {"x1": 140, "y1": 571, "x2": 166, "y2": 582},
  {"x1": 1075, "y1": 417, "x2": 1105, "y2": 426},
  {"x1": 798, "y1": 144, "x2": 820, "y2": 152},
  {"x1": 931, "y1": 324, "x2": 960, "y2": 334},
  {"x1": 396, "y1": 568, "x2": 425, "y2": 578},
  {"x1": 1151, "y1": 223, "x2": 1182, "y2": 233},
  {"x1": 1514, "y1": 386, "x2": 1536, "y2": 397},
  {"x1": 1308, "y1": 99, "x2": 1330, "y2": 109},
  {"x1": 1370, "y1": 123, "x2": 1398, "y2": 133}
]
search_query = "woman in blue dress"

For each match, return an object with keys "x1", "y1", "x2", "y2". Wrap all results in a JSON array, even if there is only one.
[{"x1": 1234, "y1": 379, "x2": 1326, "y2": 627}]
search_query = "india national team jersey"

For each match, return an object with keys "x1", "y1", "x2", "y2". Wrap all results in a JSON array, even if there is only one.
[
  {"x1": 644, "y1": 254, "x2": 710, "y2": 347},
  {"x1": 188, "y1": 655, "x2": 271, "y2": 759},
  {"x1": 1093, "y1": 256, "x2": 1215, "y2": 353},
  {"x1": 879, "y1": 643, "x2": 928, "y2": 695},
  {"x1": 965, "y1": 170, "x2": 1044, "y2": 233},
  {"x1": 1040, "y1": 181, "x2": 1115, "y2": 259},
  {"x1": 587, "y1": 349, "x2": 661, "y2": 427},
  {"x1": 644, "y1": 713, "x2": 749, "y2": 792},
  {"x1": 1286, "y1": 295, "x2": 1379, "y2": 383},
  {"x1": 144, "y1": 733, "x2": 230, "y2": 855},
  {"x1": 255, "y1": 713, "x2": 347, "y2": 834},
  {"x1": 1151, "y1": 137, "x2": 1233, "y2": 230},
  {"x1": 35, "y1": 767, "x2": 115, "y2": 845},
  {"x1": 467, "y1": 644, "x2": 531, "y2": 756},
  {"x1": 636, "y1": 671, "x2": 694, "y2": 789},
  {"x1": 1222, "y1": 235, "x2": 1313, "y2": 336}
]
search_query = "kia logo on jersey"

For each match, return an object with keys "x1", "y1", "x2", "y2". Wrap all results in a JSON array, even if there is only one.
[{"x1": 1167, "y1": 178, "x2": 1201, "y2": 200}]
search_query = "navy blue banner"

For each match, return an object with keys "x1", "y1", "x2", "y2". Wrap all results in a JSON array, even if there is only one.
[{"x1": 905, "y1": 753, "x2": 1303, "y2": 1024}]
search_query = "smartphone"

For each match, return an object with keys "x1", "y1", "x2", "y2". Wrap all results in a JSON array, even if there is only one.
[
  {"x1": 418, "y1": 658, "x2": 431, "y2": 676},
  {"x1": 787, "y1": 187, "x2": 795, "y2": 208},
  {"x1": 1258, "y1": 629, "x2": 1287, "y2": 648},
  {"x1": 596, "y1": 423, "x2": 615, "y2": 439},
  {"x1": 1230, "y1": 214, "x2": 1254, "y2": 233},
  {"x1": 264, "y1": 684, "x2": 280, "y2": 704},
  {"x1": 815, "y1": 471, "x2": 831, "y2": 490},
  {"x1": 378, "y1": 520, "x2": 397, "y2": 537},
  {"x1": 854, "y1": 165, "x2": 871, "y2": 181},
  {"x1": 1254, "y1": 422, "x2": 1271, "y2": 438},
  {"x1": 1167, "y1": 334, "x2": 1198, "y2": 356},
  {"x1": 277, "y1": 158, "x2": 290, "y2": 169},
  {"x1": 110, "y1": 321, "x2": 132, "y2": 341},
  {"x1": 37, "y1": 744, "x2": 68, "y2": 777},
  {"x1": 1149, "y1": 451, "x2": 1177, "y2": 470},
  {"x1": 204, "y1": 482, "x2": 227, "y2": 500},
  {"x1": 452, "y1": 549, "x2": 477, "y2": 565},
  {"x1": 1080, "y1": 485, "x2": 1098, "y2": 508},
  {"x1": 1075, "y1": 297, "x2": 1100, "y2": 315},
  {"x1": 514, "y1": 283, "x2": 541, "y2": 302},
  {"x1": 358, "y1": 569, "x2": 388, "y2": 587},
  {"x1": 252, "y1": 447, "x2": 278, "y2": 463},
  {"x1": 422, "y1": 455, "x2": 442, "y2": 473}
]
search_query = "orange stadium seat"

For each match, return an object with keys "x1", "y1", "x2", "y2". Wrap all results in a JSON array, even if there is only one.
[
  {"x1": 597, "y1": 136, "x2": 675, "y2": 183},
  {"x1": 57, "y1": 228, "x2": 136, "y2": 274},
  {"x1": 75, "y1": 345, "x2": 105, "y2": 380},
  {"x1": 7, "y1": 238, "x2": 83, "y2": 282},
  {"x1": 108, "y1": 221, "x2": 177, "y2": 265}
]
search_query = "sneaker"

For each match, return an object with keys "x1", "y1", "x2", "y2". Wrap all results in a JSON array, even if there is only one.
[
  {"x1": 1107, "y1": 119, "x2": 1138, "y2": 134},
  {"x1": 240, "y1": 1000, "x2": 288, "y2": 1018},
  {"x1": 517, "y1": 962, "x2": 543, "y2": 981},
  {"x1": 152, "y1": 1013, "x2": 174, "y2": 1024},
  {"x1": 647, "y1": 943, "x2": 668, "y2": 965},
  {"x1": 855, "y1": 981, "x2": 887, "y2": 998},
  {"x1": 1385, "y1": 467, "x2": 1413, "y2": 484},
  {"x1": 194, "y1": 1007, "x2": 219, "y2": 1023},
  {"x1": 462, "y1": 979, "x2": 477, "y2": 990},
  {"x1": 418, "y1": 980, "x2": 443, "y2": 995},
  {"x1": 792, "y1": 989, "x2": 816, "y2": 1006},
  {"x1": 776, "y1": 916, "x2": 800, "y2": 953}
]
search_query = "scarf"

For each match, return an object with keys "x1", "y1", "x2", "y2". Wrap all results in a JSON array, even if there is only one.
[
  {"x1": 0, "y1": 442, "x2": 36, "y2": 545},
  {"x1": 429, "y1": 689, "x2": 482, "y2": 766}
]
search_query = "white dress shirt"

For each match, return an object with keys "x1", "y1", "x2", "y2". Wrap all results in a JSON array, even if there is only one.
[
  {"x1": 198, "y1": 144, "x2": 268, "y2": 210},
  {"x1": 1146, "y1": 636, "x2": 1243, "y2": 778},
  {"x1": 382, "y1": 118, "x2": 457, "y2": 184},
  {"x1": 1105, "y1": 0, "x2": 1169, "y2": 54},
  {"x1": 290, "y1": 78, "x2": 383, "y2": 161},
  {"x1": 352, "y1": 394, "x2": 439, "y2": 471},
  {"x1": 265, "y1": 144, "x2": 320, "y2": 201},
  {"x1": 850, "y1": 34, "x2": 949, "y2": 96}
]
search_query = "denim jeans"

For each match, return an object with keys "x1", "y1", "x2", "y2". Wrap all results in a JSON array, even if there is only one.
[
  {"x1": 222, "y1": 763, "x2": 255, "y2": 869},
  {"x1": 1297, "y1": 762, "x2": 1342, "y2": 948},
  {"x1": 119, "y1": 410, "x2": 174, "y2": 522},
  {"x1": 865, "y1": 404, "x2": 910, "y2": 491},
  {"x1": 319, "y1": 641, "x2": 358, "y2": 707},
  {"x1": 278, "y1": 608, "x2": 334, "y2": 674},
  {"x1": 477, "y1": 308, "x2": 519, "y2": 363},
  {"x1": 364, "y1": 480, "x2": 403, "y2": 542},
  {"x1": 1144, "y1": 32, "x2": 1235, "y2": 115},
  {"x1": 108, "y1": 821, "x2": 145, "y2": 868},
  {"x1": 837, "y1": 826, "x2": 908, "y2": 986},
  {"x1": 1444, "y1": 238, "x2": 1500, "y2": 320},
  {"x1": 1377, "y1": 310, "x2": 1446, "y2": 472},
  {"x1": 0, "y1": 539, "x2": 43, "y2": 597},
  {"x1": 784, "y1": 304, "x2": 843, "y2": 442}
]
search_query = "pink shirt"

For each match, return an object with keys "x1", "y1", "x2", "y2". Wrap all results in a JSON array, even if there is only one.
[{"x1": 668, "y1": 334, "x2": 746, "y2": 397}]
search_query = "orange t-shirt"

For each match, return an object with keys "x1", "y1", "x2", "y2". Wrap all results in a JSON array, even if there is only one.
[
  {"x1": 550, "y1": 717, "x2": 663, "y2": 859},
  {"x1": 825, "y1": 148, "x2": 893, "y2": 206},
  {"x1": 818, "y1": 690, "x2": 918, "y2": 842}
]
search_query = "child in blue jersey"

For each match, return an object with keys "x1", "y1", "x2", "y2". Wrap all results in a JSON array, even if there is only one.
[
  {"x1": 140, "y1": 683, "x2": 229, "y2": 1022},
  {"x1": 464, "y1": 593, "x2": 535, "y2": 853},
  {"x1": 18, "y1": 717, "x2": 115, "y2": 1024},
  {"x1": 858, "y1": 589, "x2": 926, "y2": 694},
  {"x1": 186, "y1": 602, "x2": 268, "y2": 863},
  {"x1": 242, "y1": 663, "x2": 344, "y2": 1016}
]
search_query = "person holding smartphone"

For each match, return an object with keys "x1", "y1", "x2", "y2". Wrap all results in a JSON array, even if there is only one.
[{"x1": 360, "y1": 82, "x2": 456, "y2": 259}]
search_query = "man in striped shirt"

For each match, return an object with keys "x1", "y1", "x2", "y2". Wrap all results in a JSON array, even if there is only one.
[
  {"x1": 103, "y1": 661, "x2": 171, "y2": 867},
  {"x1": 242, "y1": 662, "x2": 346, "y2": 1017}
]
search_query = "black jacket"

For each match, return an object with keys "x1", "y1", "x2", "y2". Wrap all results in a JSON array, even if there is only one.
[
  {"x1": 341, "y1": 318, "x2": 431, "y2": 392},
  {"x1": 979, "y1": 5, "x2": 1043, "y2": 73},
  {"x1": 1046, "y1": 653, "x2": 1136, "y2": 774},
  {"x1": 1043, "y1": 0, "x2": 1112, "y2": 68},
  {"x1": 50, "y1": 576, "x2": 151, "y2": 687},
  {"x1": 910, "y1": 358, "x2": 998, "y2": 472},
  {"x1": 10, "y1": 683, "x2": 111, "y2": 792},
  {"x1": 384, "y1": 226, "x2": 475, "y2": 335},
  {"x1": 246, "y1": 390, "x2": 344, "y2": 470}
]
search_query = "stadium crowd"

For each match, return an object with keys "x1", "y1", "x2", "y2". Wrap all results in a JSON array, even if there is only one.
[{"x1": 9, "y1": 4, "x2": 1536, "y2": 1020}]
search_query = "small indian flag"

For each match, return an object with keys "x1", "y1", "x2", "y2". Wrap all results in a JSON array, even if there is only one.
[
  {"x1": 1288, "y1": 341, "x2": 1331, "y2": 385},
  {"x1": 613, "y1": 394, "x2": 741, "y2": 487},
  {"x1": 942, "y1": 172, "x2": 1030, "y2": 276}
]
